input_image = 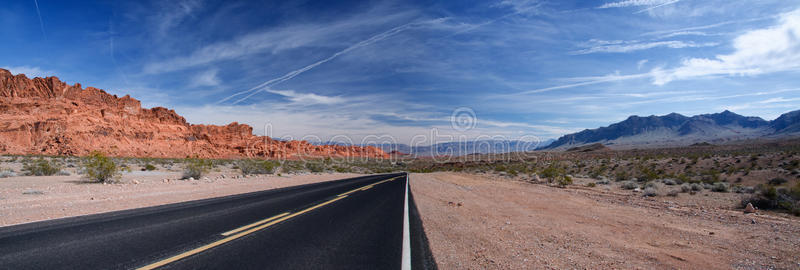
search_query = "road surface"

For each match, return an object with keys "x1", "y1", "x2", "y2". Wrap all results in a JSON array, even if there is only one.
[{"x1": 0, "y1": 173, "x2": 436, "y2": 269}]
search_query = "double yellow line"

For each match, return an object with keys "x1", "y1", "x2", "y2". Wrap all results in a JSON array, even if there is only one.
[{"x1": 138, "y1": 175, "x2": 403, "y2": 270}]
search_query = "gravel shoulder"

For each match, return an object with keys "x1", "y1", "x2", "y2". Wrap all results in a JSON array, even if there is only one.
[
  {"x1": 410, "y1": 172, "x2": 800, "y2": 269},
  {"x1": 0, "y1": 171, "x2": 362, "y2": 227}
]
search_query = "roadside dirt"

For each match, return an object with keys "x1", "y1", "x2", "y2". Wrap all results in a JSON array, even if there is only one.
[
  {"x1": 0, "y1": 171, "x2": 362, "y2": 226},
  {"x1": 410, "y1": 172, "x2": 800, "y2": 269}
]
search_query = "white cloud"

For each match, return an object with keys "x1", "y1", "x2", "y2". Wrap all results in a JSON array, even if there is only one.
[
  {"x1": 154, "y1": 0, "x2": 201, "y2": 38},
  {"x1": 142, "y1": 10, "x2": 415, "y2": 74},
  {"x1": 637, "y1": 59, "x2": 649, "y2": 69},
  {"x1": 189, "y1": 68, "x2": 220, "y2": 87},
  {"x1": 173, "y1": 102, "x2": 565, "y2": 144},
  {"x1": 218, "y1": 17, "x2": 447, "y2": 104},
  {"x1": 512, "y1": 9, "x2": 800, "y2": 94},
  {"x1": 598, "y1": 0, "x2": 678, "y2": 9},
  {"x1": 572, "y1": 40, "x2": 717, "y2": 54},
  {"x1": 1, "y1": 66, "x2": 55, "y2": 78},
  {"x1": 651, "y1": 9, "x2": 800, "y2": 85},
  {"x1": 656, "y1": 31, "x2": 712, "y2": 39},
  {"x1": 266, "y1": 89, "x2": 345, "y2": 105}
]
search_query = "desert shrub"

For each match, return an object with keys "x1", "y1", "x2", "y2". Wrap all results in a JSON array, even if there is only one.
[
  {"x1": 703, "y1": 183, "x2": 713, "y2": 190},
  {"x1": 667, "y1": 189, "x2": 679, "y2": 197},
  {"x1": 556, "y1": 175, "x2": 573, "y2": 187},
  {"x1": 615, "y1": 171, "x2": 629, "y2": 181},
  {"x1": 56, "y1": 170, "x2": 71, "y2": 176},
  {"x1": 22, "y1": 158, "x2": 61, "y2": 176},
  {"x1": 305, "y1": 162, "x2": 325, "y2": 173},
  {"x1": 768, "y1": 178, "x2": 788, "y2": 186},
  {"x1": 690, "y1": 183, "x2": 703, "y2": 191},
  {"x1": 676, "y1": 173, "x2": 691, "y2": 183},
  {"x1": 741, "y1": 184, "x2": 800, "y2": 215},
  {"x1": 333, "y1": 166, "x2": 352, "y2": 173},
  {"x1": 81, "y1": 152, "x2": 120, "y2": 183},
  {"x1": 595, "y1": 178, "x2": 610, "y2": 185},
  {"x1": 680, "y1": 183, "x2": 691, "y2": 193},
  {"x1": 144, "y1": 164, "x2": 157, "y2": 171},
  {"x1": 183, "y1": 158, "x2": 213, "y2": 179},
  {"x1": 621, "y1": 181, "x2": 638, "y2": 190},
  {"x1": 643, "y1": 187, "x2": 658, "y2": 197},
  {"x1": 586, "y1": 182, "x2": 597, "y2": 187},
  {"x1": 711, "y1": 182, "x2": 729, "y2": 192},
  {"x1": 540, "y1": 164, "x2": 564, "y2": 183},
  {"x1": 662, "y1": 178, "x2": 677, "y2": 185},
  {"x1": 0, "y1": 169, "x2": 17, "y2": 178},
  {"x1": 236, "y1": 159, "x2": 279, "y2": 175},
  {"x1": 736, "y1": 186, "x2": 755, "y2": 194}
]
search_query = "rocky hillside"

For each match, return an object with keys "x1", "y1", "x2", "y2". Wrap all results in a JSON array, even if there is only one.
[
  {"x1": 0, "y1": 69, "x2": 387, "y2": 159},
  {"x1": 541, "y1": 110, "x2": 800, "y2": 150}
]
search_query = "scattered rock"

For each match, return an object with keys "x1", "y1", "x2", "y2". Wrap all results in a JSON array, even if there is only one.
[
  {"x1": 22, "y1": 190, "x2": 44, "y2": 195},
  {"x1": 744, "y1": 203, "x2": 757, "y2": 214}
]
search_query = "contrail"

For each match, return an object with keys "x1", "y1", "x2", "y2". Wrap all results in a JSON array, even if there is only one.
[
  {"x1": 446, "y1": 3, "x2": 540, "y2": 38},
  {"x1": 33, "y1": 0, "x2": 47, "y2": 40},
  {"x1": 218, "y1": 18, "x2": 447, "y2": 105},
  {"x1": 635, "y1": 0, "x2": 680, "y2": 14}
]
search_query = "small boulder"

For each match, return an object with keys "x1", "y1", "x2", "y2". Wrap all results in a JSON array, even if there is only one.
[{"x1": 744, "y1": 203, "x2": 757, "y2": 214}]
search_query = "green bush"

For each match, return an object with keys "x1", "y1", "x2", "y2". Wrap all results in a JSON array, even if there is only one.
[
  {"x1": 741, "y1": 184, "x2": 800, "y2": 216},
  {"x1": 305, "y1": 162, "x2": 325, "y2": 173},
  {"x1": 183, "y1": 158, "x2": 213, "y2": 179},
  {"x1": 236, "y1": 159, "x2": 279, "y2": 175},
  {"x1": 82, "y1": 152, "x2": 119, "y2": 183},
  {"x1": 556, "y1": 175, "x2": 573, "y2": 187},
  {"x1": 540, "y1": 164, "x2": 564, "y2": 183},
  {"x1": 144, "y1": 164, "x2": 157, "y2": 171},
  {"x1": 621, "y1": 181, "x2": 638, "y2": 190},
  {"x1": 768, "y1": 178, "x2": 788, "y2": 186},
  {"x1": 22, "y1": 158, "x2": 61, "y2": 176},
  {"x1": 711, "y1": 182, "x2": 729, "y2": 192}
]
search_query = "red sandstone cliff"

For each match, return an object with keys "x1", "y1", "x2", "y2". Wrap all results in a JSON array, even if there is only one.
[{"x1": 0, "y1": 69, "x2": 387, "y2": 159}]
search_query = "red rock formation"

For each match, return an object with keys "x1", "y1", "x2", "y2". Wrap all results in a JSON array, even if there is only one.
[{"x1": 0, "y1": 69, "x2": 387, "y2": 159}]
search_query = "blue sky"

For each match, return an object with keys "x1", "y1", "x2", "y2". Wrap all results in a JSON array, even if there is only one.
[{"x1": 2, "y1": 0, "x2": 800, "y2": 144}]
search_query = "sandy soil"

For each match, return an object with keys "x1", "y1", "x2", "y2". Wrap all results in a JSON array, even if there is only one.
[
  {"x1": 410, "y1": 172, "x2": 800, "y2": 269},
  {"x1": 0, "y1": 171, "x2": 362, "y2": 227}
]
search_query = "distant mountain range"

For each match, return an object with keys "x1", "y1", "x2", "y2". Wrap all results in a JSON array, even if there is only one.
[
  {"x1": 317, "y1": 139, "x2": 554, "y2": 156},
  {"x1": 540, "y1": 109, "x2": 800, "y2": 150}
]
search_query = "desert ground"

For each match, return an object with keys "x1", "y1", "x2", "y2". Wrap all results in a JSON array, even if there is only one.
[
  {"x1": 411, "y1": 172, "x2": 800, "y2": 269},
  {"x1": 1, "y1": 150, "x2": 799, "y2": 269},
  {"x1": 0, "y1": 165, "x2": 361, "y2": 226}
]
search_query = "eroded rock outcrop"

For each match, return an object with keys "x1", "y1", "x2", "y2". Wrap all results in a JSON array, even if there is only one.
[{"x1": 0, "y1": 69, "x2": 387, "y2": 159}]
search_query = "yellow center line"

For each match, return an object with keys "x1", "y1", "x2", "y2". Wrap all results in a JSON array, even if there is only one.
[
  {"x1": 336, "y1": 176, "x2": 400, "y2": 197},
  {"x1": 137, "y1": 195, "x2": 348, "y2": 270},
  {"x1": 220, "y1": 212, "x2": 290, "y2": 236}
]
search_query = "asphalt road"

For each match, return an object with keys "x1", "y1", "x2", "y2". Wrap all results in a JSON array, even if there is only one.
[{"x1": 0, "y1": 172, "x2": 436, "y2": 270}]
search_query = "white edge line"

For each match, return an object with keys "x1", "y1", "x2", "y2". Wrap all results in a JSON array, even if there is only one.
[{"x1": 401, "y1": 173, "x2": 411, "y2": 270}]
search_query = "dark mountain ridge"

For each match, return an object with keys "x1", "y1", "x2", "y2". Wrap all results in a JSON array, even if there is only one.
[{"x1": 541, "y1": 109, "x2": 800, "y2": 150}]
